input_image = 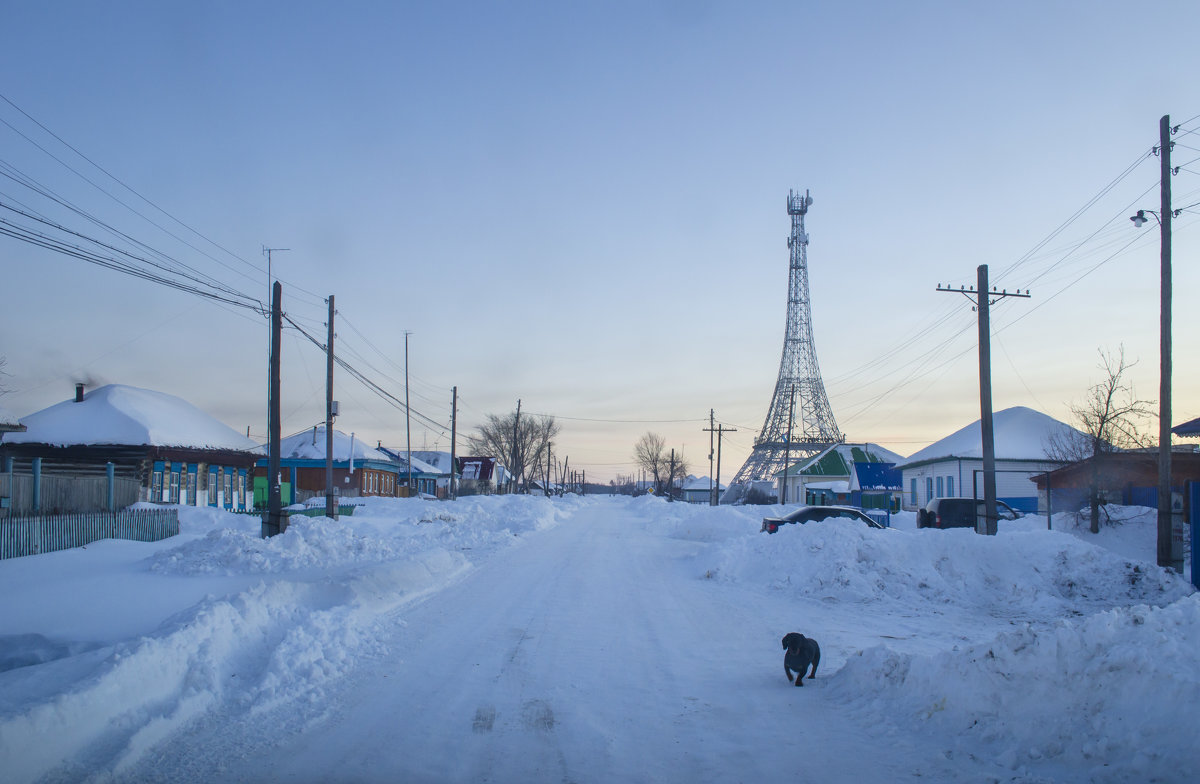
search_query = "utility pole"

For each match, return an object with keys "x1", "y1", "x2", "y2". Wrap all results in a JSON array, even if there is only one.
[
  {"x1": 937, "y1": 269, "x2": 1030, "y2": 535},
  {"x1": 509, "y1": 399, "x2": 522, "y2": 494},
  {"x1": 700, "y1": 410, "x2": 710, "y2": 501},
  {"x1": 782, "y1": 386, "x2": 795, "y2": 505},
  {"x1": 1157, "y1": 114, "x2": 1175, "y2": 570},
  {"x1": 668, "y1": 448, "x2": 676, "y2": 502},
  {"x1": 704, "y1": 416, "x2": 738, "y2": 506},
  {"x1": 405, "y1": 331, "x2": 413, "y2": 497},
  {"x1": 264, "y1": 281, "x2": 283, "y2": 538},
  {"x1": 325, "y1": 295, "x2": 336, "y2": 519},
  {"x1": 449, "y1": 386, "x2": 458, "y2": 500},
  {"x1": 703, "y1": 421, "x2": 738, "y2": 506}
]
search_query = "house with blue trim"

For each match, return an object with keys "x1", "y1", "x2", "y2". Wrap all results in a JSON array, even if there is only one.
[
  {"x1": 774, "y1": 443, "x2": 903, "y2": 507},
  {"x1": 0, "y1": 383, "x2": 260, "y2": 512},
  {"x1": 254, "y1": 426, "x2": 406, "y2": 506},
  {"x1": 896, "y1": 406, "x2": 1080, "y2": 513}
]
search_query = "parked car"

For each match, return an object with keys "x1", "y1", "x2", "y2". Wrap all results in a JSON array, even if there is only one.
[
  {"x1": 761, "y1": 505, "x2": 885, "y2": 534},
  {"x1": 916, "y1": 497, "x2": 1023, "y2": 529}
]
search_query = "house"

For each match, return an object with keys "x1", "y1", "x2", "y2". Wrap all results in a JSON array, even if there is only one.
[
  {"x1": 682, "y1": 475, "x2": 726, "y2": 504},
  {"x1": 255, "y1": 426, "x2": 404, "y2": 505},
  {"x1": 410, "y1": 450, "x2": 460, "y2": 497},
  {"x1": 775, "y1": 443, "x2": 903, "y2": 506},
  {"x1": 850, "y1": 461, "x2": 904, "y2": 512},
  {"x1": 896, "y1": 406, "x2": 1082, "y2": 513},
  {"x1": 458, "y1": 456, "x2": 514, "y2": 495},
  {"x1": 0, "y1": 383, "x2": 260, "y2": 512},
  {"x1": 376, "y1": 446, "x2": 441, "y2": 497},
  {"x1": 1031, "y1": 450, "x2": 1200, "y2": 514}
]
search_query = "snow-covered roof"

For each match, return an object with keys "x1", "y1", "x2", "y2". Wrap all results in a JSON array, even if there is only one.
[
  {"x1": 277, "y1": 426, "x2": 393, "y2": 463},
  {"x1": 376, "y1": 447, "x2": 440, "y2": 474},
  {"x1": 683, "y1": 475, "x2": 726, "y2": 492},
  {"x1": 4, "y1": 384, "x2": 259, "y2": 451},
  {"x1": 897, "y1": 406, "x2": 1082, "y2": 468},
  {"x1": 411, "y1": 450, "x2": 455, "y2": 473}
]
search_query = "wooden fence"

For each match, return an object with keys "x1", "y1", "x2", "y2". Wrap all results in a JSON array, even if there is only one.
[
  {"x1": 0, "y1": 508, "x2": 180, "y2": 560},
  {"x1": 0, "y1": 473, "x2": 142, "y2": 514}
]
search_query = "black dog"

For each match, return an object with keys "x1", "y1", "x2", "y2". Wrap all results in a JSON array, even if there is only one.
[{"x1": 781, "y1": 633, "x2": 820, "y2": 686}]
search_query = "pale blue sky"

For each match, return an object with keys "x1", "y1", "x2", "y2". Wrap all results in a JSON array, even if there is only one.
[{"x1": 2, "y1": 1, "x2": 1198, "y2": 481}]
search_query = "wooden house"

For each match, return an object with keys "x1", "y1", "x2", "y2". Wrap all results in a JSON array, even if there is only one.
[
  {"x1": 0, "y1": 384, "x2": 260, "y2": 512},
  {"x1": 255, "y1": 426, "x2": 409, "y2": 505}
]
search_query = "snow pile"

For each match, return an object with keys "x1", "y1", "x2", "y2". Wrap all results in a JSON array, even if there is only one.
[
  {"x1": 707, "y1": 517, "x2": 1190, "y2": 616},
  {"x1": 0, "y1": 494, "x2": 569, "y2": 783},
  {"x1": 829, "y1": 596, "x2": 1200, "y2": 782}
]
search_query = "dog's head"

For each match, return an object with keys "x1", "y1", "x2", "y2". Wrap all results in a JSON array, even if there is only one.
[{"x1": 781, "y1": 632, "x2": 806, "y2": 653}]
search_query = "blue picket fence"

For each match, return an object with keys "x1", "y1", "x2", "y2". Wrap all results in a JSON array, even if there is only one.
[{"x1": 0, "y1": 509, "x2": 180, "y2": 560}]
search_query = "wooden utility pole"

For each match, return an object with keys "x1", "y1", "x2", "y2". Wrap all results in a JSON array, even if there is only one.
[
  {"x1": 668, "y1": 448, "x2": 676, "y2": 502},
  {"x1": 703, "y1": 416, "x2": 738, "y2": 506},
  {"x1": 325, "y1": 295, "x2": 336, "y2": 519},
  {"x1": 700, "y1": 405, "x2": 710, "y2": 504},
  {"x1": 1157, "y1": 113, "x2": 1175, "y2": 569},
  {"x1": 264, "y1": 281, "x2": 283, "y2": 538},
  {"x1": 937, "y1": 269, "x2": 1030, "y2": 535},
  {"x1": 449, "y1": 386, "x2": 458, "y2": 500},
  {"x1": 509, "y1": 399, "x2": 522, "y2": 494},
  {"x1": 405, "y1": 332, "x2": 413, "y2": 497}
]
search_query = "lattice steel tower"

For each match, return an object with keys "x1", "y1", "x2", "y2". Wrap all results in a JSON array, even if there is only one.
[{"x1": 732, "y1": 189, "x2": 843, "y2": 487}]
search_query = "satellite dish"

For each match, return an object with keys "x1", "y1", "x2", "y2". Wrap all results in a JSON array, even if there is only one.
[{"x1": 806, "y1": 196, "x2": 814, "y2": 206}]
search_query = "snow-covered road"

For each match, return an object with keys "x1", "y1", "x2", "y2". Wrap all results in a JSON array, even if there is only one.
[
  {"x1": 126, "y1": 502, "x2": 915, "y2": 783},
  {"x1": 6, "y1": 495, "x2": 1196, "y2": 783}
]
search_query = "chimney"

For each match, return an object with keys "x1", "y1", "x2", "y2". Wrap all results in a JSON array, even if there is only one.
[{"x1": 75, "y1": 383, "x2": 85, "y2": 403}]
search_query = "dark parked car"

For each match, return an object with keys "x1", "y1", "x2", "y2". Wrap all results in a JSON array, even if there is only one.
[
  {"x1": 916, "y1": 497, "x2": 1023, "y2": 529},
  {"x1": 761, "y1": 505, "x2": 885, "y2": 534}
]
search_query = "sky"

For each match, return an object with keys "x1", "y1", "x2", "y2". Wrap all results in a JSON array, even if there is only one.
[{"x1": 2, "y1": 1, "x2": 1199, "y2": 482}]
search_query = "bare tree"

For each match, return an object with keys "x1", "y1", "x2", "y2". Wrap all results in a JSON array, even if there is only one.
[
  {"x1": 468, "y1": 409, "x2": 560, "y2": 494},
  {"x1": 1046, "y1": 346, "x2": 1154, "y2": 533},
  {"x1": 633, "y1": 432, "x2": 689, "y2": 498}
]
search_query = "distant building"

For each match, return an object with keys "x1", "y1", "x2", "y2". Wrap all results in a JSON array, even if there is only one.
[
  {"x1": 377, "y1": 446, "x2": 441, "y2": 497},
  {"x1": 458, "y1": 456, "x2": 513, "y2": 495},
  {"x1": 255, "y1": 426, "x2": 404, "y2": 505},
  {"x1": 774, "y1": 443, "x2": 903, "y2": 507},
  {"x1": 681, "y1": 475, "x2": 726, "y2": 504}
]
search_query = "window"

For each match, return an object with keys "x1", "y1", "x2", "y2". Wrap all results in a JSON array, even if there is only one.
[
  {"x1": 237, "y1": 471, "x2": 246, "y2": 510},
  {"x1": 926, "y1": 477, "x2": 933, "y2": 503},
  {"x1": 187, "y1": 468, "x2": 197, "y2": 506},
  {"x1": 947, "y1": 476, "x2": 954, "y2": 496},
  {"x1": 152, "y1": 462, "x2": 164, "y2": 502},
  {"x1": 936, "y1": 476, "x2": 944, "y2": 498},
  {"x1": 208, "y1": 467, "x2": 218, "y2": 505},
  {"x1": 223, "y1": 468, "x2": 232, "y2": 507},
  {"x1": 169, "y1": 466, "x2": 181, "y2": 504},
  {"x1": 910, "y1": 478, "x2": 917, "y2": 504}
]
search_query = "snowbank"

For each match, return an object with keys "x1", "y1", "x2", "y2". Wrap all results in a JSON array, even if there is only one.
[
  {"x1": 829, "y1": 596, "x2": 1200, "y2": 782},
  {"x1": 0, "y1": 494, "x2": 571, "y2": 783}
]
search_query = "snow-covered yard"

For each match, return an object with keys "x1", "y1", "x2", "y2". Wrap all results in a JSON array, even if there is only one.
[{"x1": 0, "y1": 495, "x2": 1194, "y2": 782}]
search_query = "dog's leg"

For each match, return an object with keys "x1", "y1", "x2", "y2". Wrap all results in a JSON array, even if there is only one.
[
  {"x1": 785, "y1": 664, "x2": 794, "y2": 683},
  {"x1": 809, "y1": 646, "x2": 820, "y2": 679}
]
